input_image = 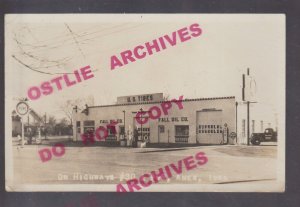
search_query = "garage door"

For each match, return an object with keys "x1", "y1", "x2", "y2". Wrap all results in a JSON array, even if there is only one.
[{"x1": 196, "y1": 110, "x2": 223, "y2": 144}]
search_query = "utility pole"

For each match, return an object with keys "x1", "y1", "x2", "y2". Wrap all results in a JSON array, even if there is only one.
[
  {"x1": 247, "y1": 68, "x2": 250, "y2": 145},
  {"x1": 242, "y1": 68, "x2": 257, "y2": 146},
  {"x1": 44, "y1": 112, "x2": 47, "y2": 140},
  {"x1": 16, "y1": 100, "x2": 29, "y2": 147},
  {"x1": 235, "y1": 101, "x2": 238, "y2": 144},
  {"x1": 247, "y1": 101, "x2": 250, "y2": 145},
  {"x1": 139, "y1": 108, "x2": 143, "y2": 142},
  {"x1": 123, "y1": 110, "x2": 126, "y2": 138},
  {"x1": 21, "y1": 117, "x2": 24, "y2": 146}
]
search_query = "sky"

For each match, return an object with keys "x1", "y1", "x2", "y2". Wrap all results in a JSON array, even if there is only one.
[{"x1": 5, "y1": 14, "x2": 285, "y2": 120}]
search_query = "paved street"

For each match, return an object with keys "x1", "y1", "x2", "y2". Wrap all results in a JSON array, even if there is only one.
[{"x1": 11, "y1": 139, "x2": 277, "y2": 186}]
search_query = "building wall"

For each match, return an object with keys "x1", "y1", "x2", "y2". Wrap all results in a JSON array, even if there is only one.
[{"x1": 72, "y1": 97, "x2": 236, "y2": 145}]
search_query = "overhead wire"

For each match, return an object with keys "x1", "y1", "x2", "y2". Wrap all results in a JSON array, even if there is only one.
[
  {"x1": 15, "y1": 23, "x2": 133, "y2": 54},
  {"x1": 12, "y1": 23, "x2": 147, "y2": 75}
]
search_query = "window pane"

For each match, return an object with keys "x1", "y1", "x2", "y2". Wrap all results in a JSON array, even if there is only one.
[
  {"x1": 159, "y1": 125, "x2": 165, "y2": 133},
  {"x1": 83, "y1": 120, "x2": 95, "y2": 126},
  {"x1": 119, "y1": 126, "x2": 125, "y2": 134},
  {"x1": 107, "y1": 126, "x2": 116, "y2": 135},
  {"x1": 175, "y1": 125, "x2": 189, "y2": 136}
]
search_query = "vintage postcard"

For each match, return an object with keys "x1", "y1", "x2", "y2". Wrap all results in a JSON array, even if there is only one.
[{"x1": 5, "y1": 14, "x2": 285, "y2": 192}]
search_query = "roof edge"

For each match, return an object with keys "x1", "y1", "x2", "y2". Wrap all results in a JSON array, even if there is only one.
[{"x1": 88, "y1": 96, "x2": 236, "y2": 109}]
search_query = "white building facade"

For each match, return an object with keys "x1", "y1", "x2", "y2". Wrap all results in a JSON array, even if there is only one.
[{"x1": 72, "y1": 93, "x2": 236, "y2": 145}]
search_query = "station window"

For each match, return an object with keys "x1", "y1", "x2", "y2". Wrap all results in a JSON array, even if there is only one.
[
  {"x1": 159, "y1": 125, "x2": 165, "y2": 133},
  {"x1": 107, "y1": 125, "x2": 117, "y2": 135},
  {"x1": 84, "y1": 120, "x2": 95, "y2": 126},
  {"x1": 175, "y1": 125, "x2": 189, "y2": 143},
  {"x1": 83, "y1": 120, "x2": 95, "y2": 133},
  {"x1": 105, "y1": 125, "x2": 117, "y2": 141},
  {"x1": 76, "y1": 121, "x2": 81, "y2": 133},
  {"x1": 175, "y1": 126, "x2": 189, "y2": 136},
  {"x1": 119, "y1": 126, "x2": 125, "y2": 135}
]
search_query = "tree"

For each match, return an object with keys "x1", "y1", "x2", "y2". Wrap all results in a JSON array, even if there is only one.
[
  {"x1": 163, "y1": 94, "x2": 170, "y2": 101},
  {"x1": 55, "y1": 117, "x2": 70, "y2": 136},
  {"x1": 46, "y1": 116, "x2": 57, "y2": 135},
  {"x1": 59, "y1": 117, "x2": 69, "y2": 128},
  {"x1": 58, "y1": 96, "x2": 94, "y2": 125}
]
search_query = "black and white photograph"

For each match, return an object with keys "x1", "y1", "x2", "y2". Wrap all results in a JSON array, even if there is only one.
[{"x1": 5, "y1": 14, "x2": 285, "y2": 192}]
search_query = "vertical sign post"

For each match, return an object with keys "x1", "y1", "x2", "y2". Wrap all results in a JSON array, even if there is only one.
[
  {"x1": 16, "y1": 101, "x2": 29, "y2": 147},
  {"x1": 21, "y1": 117, "x2": 24, "y2": 146},
  {"x1": 139, "y1": 108, "x2": 143, "y2": 142},
  {"x1": 247, "y1": 101, "x2": 250, "y2": 145},
  {"x1": 246, "y1": 68, "x2": 250, "y2": 146},
  {"x1": 235, "y1": 102, "x2": 238, "y2": 143},
  {"x1": 242, "y1": 68, "x2": 257, "y2": 145},
  {"x1": 123, "y1": 110, "x2": 126, "y2": 139}
]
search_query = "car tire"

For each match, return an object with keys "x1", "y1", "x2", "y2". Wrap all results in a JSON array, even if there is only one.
[{"x1": 251, "y1": 138, "x2": 261, "y2": 145}]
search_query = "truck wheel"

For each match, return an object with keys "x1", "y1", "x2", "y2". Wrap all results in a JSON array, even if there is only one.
[{"x1": 251, "y1": 138, "x2": 261, "y2": 145}]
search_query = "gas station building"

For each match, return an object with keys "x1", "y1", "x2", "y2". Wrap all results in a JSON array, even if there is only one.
[{"x1": 72, "y1": 93, "x2": 236, "y2": 145}]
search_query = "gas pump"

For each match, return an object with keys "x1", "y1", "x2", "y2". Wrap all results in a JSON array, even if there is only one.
[{"x1": 223, "y1": 123, "x2": 229, "y2": 144}]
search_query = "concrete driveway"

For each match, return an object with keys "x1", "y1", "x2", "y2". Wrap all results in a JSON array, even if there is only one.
[{"x1": 11, "y1": 143, "x2": 277, "y2": 186}]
